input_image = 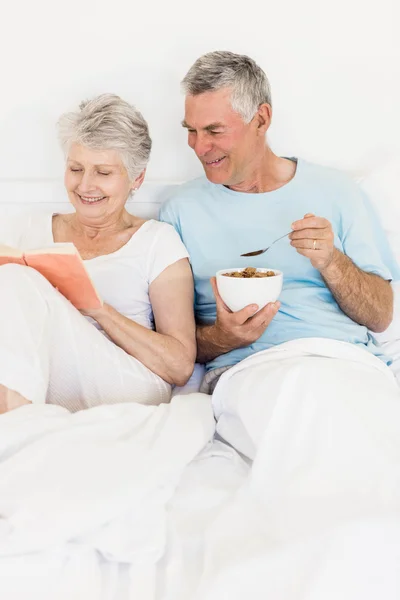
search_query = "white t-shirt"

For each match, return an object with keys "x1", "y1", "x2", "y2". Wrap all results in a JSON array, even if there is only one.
[{"x1": 0, "y1": 214, "x2": 189, "y2": 332}]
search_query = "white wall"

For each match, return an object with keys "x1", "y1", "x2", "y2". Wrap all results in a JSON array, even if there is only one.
[{"x1": 0, "y1": 0, "x2": 399, "y2": 189}]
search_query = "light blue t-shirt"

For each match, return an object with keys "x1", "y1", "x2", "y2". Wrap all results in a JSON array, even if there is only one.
[{"x1": 159, "y1": 159, "x2": 399, "y2": 371}]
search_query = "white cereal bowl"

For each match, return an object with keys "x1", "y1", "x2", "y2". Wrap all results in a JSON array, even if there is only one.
[{"x1": 216, "y1": 267, "x2": 283, "y2": 313}]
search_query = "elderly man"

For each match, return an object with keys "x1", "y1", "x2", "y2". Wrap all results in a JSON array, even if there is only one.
[
  {"x1": 159, "y1": 51, "x2": 400, "y2": 596},
  {"x1": 160, "y1": 51, "x2": 399, "y2": 447}
]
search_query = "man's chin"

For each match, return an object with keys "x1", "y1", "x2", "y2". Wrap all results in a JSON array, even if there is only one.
[{"x1": 203, "y1": 168, "x2": 230, "y2": 185}]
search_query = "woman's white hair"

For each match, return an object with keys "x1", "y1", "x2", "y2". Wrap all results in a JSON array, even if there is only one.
[
  {"x1": 58, "y1": 93, "x2": 152, "y2": 180},
  {"x1": 182, "y1": 51, "x2": 272, "y2": 123}
]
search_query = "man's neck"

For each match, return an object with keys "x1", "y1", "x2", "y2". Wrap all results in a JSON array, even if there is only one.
[{"x1": 226, "y1": 150, "x2": 297, "y2": 194}]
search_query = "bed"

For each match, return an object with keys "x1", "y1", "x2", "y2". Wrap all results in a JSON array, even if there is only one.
[{"x1": 1, "y1": 159, "x2": 400, "y2": 600}]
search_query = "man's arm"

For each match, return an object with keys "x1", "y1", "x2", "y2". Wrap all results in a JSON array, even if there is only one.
[
  {"x1": 196, "y1": 278, "x2": 280, "y2": 364},
  {"x1": 290, "y1": 214, "x2": 393, "y2": 333},
  {"x1": 320, "y1": 249, "x2": 393, "y2": 333}
]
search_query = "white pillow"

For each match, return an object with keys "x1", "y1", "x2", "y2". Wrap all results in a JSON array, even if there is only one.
[
  {"x1": 358, "y1": 155, "x2": 400, "y2": 370},
  {"x1": 358, "y1": 155, "x2": 400, "y2": 264}
]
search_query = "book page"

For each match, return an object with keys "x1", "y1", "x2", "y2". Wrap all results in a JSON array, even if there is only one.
[
  {"x1": 25, "y1": 252, "x2": 102, "y2": 310},
  {"x1": 27, "y1": 242, "x2": 77, "y2": 255},
  {"x1": 0, "y1": 244, "x2": 25, "y2": 266}
]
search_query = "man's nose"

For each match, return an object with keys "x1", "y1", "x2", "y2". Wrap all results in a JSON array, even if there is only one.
[{"x1": 193, "y1": 135, "x2": 213, "y2": 158}]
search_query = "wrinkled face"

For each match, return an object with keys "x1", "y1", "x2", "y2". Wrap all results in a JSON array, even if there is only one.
[
  {"x1": 183, "y1": 88, "x2": 262, "y2": 186},
  {"x1": 64, "y1": 143, "x2": 137, "y2": 220}
]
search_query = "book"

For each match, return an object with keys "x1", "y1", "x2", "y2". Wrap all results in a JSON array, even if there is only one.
[{"x1": 0, "y1": 242, "x2": 102, "y2": 310}]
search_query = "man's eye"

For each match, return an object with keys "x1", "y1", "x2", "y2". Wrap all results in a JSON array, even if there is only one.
[
  {"x1": 209, "y1": 131, "x2": 221, "y2": 135},
  {"x1": 70, "y1": 168, "x2": 82, "y2": 172},
  {"x1": 98, "y1": 172, "x2": 110, "y2": 176},
  {"x1": 188, "y1": 129, "x2": 196, "y2": 134}
]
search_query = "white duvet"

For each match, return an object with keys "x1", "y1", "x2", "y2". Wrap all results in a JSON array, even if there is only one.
[
  {"x1": 0, "y1": 394, "x2": 216, "y2": 599},
  {"x1": 1, "y1": 338, "x2": 400, "y2": 600},
  {"x1": 197, "y1": 338, "x2": 400, "y2": 599}
]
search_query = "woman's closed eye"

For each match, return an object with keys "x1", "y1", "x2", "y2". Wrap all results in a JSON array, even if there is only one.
[{"x1": 69, "y1": 168, "x2": 110, "y2": 176}]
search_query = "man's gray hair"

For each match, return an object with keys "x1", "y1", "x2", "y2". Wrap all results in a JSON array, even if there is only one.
[
  {"x1": 58, "y1": 93, "x2": 152, "y2": 180},
  {"x1": 182, "y1": 51, "x2": 272, "y2": 123}
]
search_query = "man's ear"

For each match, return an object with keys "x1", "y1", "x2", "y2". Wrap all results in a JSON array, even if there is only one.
[
  {"x1": 131, "y1": 168, "x2": 146, "y2": 193},
  {"x1": 254, "y1": 103, "x2": 272, "y2": 134}
]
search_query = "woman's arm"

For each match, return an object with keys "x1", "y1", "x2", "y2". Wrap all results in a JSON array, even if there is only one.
[{"x1": 82, "y1": 258, "x2": 196, "y2": 386}]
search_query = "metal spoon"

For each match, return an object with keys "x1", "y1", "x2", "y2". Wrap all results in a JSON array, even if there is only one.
[{"x1": 240, "y1": 231, "x2": 292, "y2": 257}]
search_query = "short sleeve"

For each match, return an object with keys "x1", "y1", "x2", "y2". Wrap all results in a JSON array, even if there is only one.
[
  {"x1": 147, "y1": 222, "x2": 189, "y2": 284},
  {"x1": 340, "y1": 185, "x2": 400, "y2": 282},
  {"x1": 158, "y1": 198, "x2": 183, "y2": 238}
]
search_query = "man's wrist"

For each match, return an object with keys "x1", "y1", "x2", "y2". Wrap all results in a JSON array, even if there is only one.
[
  {"x1": 211, "y1": 322, "x2": 235, "y2": 355},
  {"x1": 319, "y1": 248, "x2": 343, "y2": 281},
  {"x1": 197, "y1": 322, "x2": 234, "y2": 359},
  {"x1": 203, "y1": 322, "x2": 232, "y2": 353}
]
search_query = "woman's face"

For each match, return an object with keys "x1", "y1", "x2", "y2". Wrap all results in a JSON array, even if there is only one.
[{"x1": 65, "y1": 143, "x2": 140, "y2": 221}]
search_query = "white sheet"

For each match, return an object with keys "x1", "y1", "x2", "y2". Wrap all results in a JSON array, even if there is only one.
[
  {"x1": 196, "y1": 338, "x2": 400, "y2": 599},
  {"x1": 2, "y1": 338, "x2": 400, "y2": 599},
  {"x1": 0, "y1": 394, "x2": 216, "y2": 599},
  {"x1": 160, "y1": 440, "x2": 249, "y2": 600}
]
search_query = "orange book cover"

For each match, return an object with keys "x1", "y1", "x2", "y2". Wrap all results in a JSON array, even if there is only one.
[{"x1": 0, "y1": 243, "x2": 102, "y2": 310}]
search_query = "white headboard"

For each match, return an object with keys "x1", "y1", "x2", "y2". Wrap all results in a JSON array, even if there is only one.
[{"x1": 0, "y1": 181, "x2": 178, "y2": 220}]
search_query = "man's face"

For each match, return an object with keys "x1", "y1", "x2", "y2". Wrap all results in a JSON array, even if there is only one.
[{"x1": 183, "y1": 88, "x2": 263, "y2": 186}]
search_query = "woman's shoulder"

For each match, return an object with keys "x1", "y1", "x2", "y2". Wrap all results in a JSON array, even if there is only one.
[
  {"x1": 142, "y1": 219, "x2": 183, "y2": 243},
  {"x1": 145, "y1": 218, "x2": 177, "y2": 232},
  {"x1": 144, "y1": 220, "x2": 189, "y2": 282}
]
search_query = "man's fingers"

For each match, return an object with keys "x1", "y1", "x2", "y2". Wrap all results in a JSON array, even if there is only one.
[
  {"x1": 294, "y1": 247, "x2": 322, "y2": 259},
  {"x1": 291, "y1": 216, "x2": 330, "y2": 231},
  {"x1": 290, "y1": 228, "x2": 330, "y2": 240},
  {"x1": 211, "y1": 277, "x2": 279, "y2": 327},
  {"x1": 210, "y1": 277, "x2": 231, "y2": 313},
  {"x1": 232, "y1": 302, "x2": 261, "y2": 324},
  {"x1": 248, "y1": 301, "x2": 280, "y2": 327},
  {"x1": 291, "y1": 238, "x2": 328, "y2": 250},
  {"x1": 210, "y1": 276, "x2": 219, "y2": 299}
]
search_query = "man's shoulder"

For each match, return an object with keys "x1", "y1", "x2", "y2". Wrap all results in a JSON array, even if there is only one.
[
  {"x1": 164, "y1": 176, "x2": 211, "y2": 207},
  {"x1": 300, "y1": 158, "x2": 351, "y2": 182},
  {"x1": 300, "y1": 159, "x2": 359, "y2": 193},
  {"x1": 298, "y1": 159, "x2": 365, "y2": 214}
]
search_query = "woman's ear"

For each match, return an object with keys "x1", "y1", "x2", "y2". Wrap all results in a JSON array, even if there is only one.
[{"x1": 131, "y1": 169, "x2": 146, "y2": 193}]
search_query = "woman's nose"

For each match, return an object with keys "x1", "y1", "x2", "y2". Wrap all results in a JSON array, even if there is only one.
[{"x1": 77, "y1": 171, "x2": 96, "y2": 192}]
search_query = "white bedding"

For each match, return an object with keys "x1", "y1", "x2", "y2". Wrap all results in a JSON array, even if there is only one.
[
  {"x1": 196, "y1": 338, "x2": 400, "y2": 599},
  {"x1": 1, "y1": 338, "x2": 400, "y2": 599},
  {"x1": 0, "y1": 394, "x2": 224, "y2": 599}
]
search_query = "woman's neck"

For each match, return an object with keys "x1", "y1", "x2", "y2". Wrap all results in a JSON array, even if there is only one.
[{"x1": 68, "y1": 210, "x2": 134, "y2": 240}]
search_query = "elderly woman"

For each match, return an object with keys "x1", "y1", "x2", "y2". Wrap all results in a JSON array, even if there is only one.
[{"x1": 0, "y1": 94, "x2": 195, "y2": 413}]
